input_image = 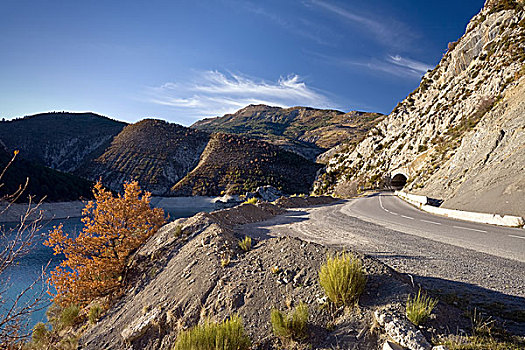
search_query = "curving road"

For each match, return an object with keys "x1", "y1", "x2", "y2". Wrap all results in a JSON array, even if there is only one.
[
  {"x1": 342, "y1": 192, "x2": 525, "y2": 263},
  {"x1": 238, "y1": 192, "x2": 525, "y2": 300}
]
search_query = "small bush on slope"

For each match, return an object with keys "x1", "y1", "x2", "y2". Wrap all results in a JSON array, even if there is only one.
[
  {"x1": 88, "y1": 304, "x2": 104, "y2": 324},
  {"x1": 173, "y1": 315, "x2": 251, "y2": 350},
  {"x1": 319, "y1": 252, "x2": 367, "y2": 307},
  {"x1": 271, "y1": 302, "x2": 309, "y2": 341},
  {"x1": 238, "y1": 236, "x2": 252, "y2": 252},
  {"x1": 242, "y1": 197, "x2": 258, "y2": 205},
  {"x1": 406, "y1": 289, "x2": 437, "y2": 326},
  {"x1": 59, "y1": 305, "x2": 80, "y2": 329}
]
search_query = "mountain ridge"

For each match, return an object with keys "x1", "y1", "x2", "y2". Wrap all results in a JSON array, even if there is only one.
[
  {"x1": 0, "y1": 112, "x2": 127, "y2": 173},
  {"x1": 191, "y1": 104, "x2": 384, "y2": 161},
  {"x1": 0, "y1": 112, "x2": 325, "y2": 197}
]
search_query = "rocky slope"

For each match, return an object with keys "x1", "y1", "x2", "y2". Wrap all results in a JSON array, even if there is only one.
[
  {"x1": 78, "y1": 198, "x2": 463, "y2": 350},
  {"x1": 421, "y1": 76, "x2": 525, "y2": 217},
  {"x1": 81, "y1": 119, "x2": 210, "y2": 195},
  {"x1": 0, "y1": 112, "x2": 126, "y2": 173},
  {"x1": 316, "y1": 0, "x2": 525, "y2": 217},
  {"x1": 192, "y1": 105, "x2": 384, "y2": 161},
  {"x1": 171, "y1": 133, "x2": 322, "y2": 196}
]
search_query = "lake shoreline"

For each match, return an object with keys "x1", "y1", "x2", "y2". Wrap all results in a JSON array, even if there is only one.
[{"x1": 0, "y1": 196, "x2": 222, "y2": 223}]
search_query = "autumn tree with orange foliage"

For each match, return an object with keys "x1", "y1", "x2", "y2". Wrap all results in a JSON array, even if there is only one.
[{"x1": 44, "y1": 181, "x2": 165, "y2": 307}]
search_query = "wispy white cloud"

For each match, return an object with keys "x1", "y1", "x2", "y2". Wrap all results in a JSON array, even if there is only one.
[
  {"x1": 309, "y1": 0, "x2": 382, "y2": 32},
  {"x1": 308, "y1": 0, "x2": 417, "y2": 49},
  {"x1": 223, "y1": 0, "x2": 340, "y2": 46},
  {"x1": 387, "y1": 55, "x2": 432, "y2": 75},
  {"x1": 148, "y1": 71, "x2": 334, "y2": 118},
  {"x1": 308, "y1": 51, "x2": 431, "y2": 78}
]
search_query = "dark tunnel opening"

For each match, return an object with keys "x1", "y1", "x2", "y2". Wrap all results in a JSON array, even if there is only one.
[{"x1": 391, "y1": 173, "x2": 407, "y2": 189}]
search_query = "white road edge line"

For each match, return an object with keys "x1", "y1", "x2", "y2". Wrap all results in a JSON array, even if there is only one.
[
  {"x1": 508, "y1": 234, "x2": 525, "y2": 240},
  {"x1": 379, "y1": 196, "x2": 386, "y2": 211},
  {"x1": 421, "y1": 219, "x2": 442, "y2": 225},
  {"x1": 378, "y1": 194, "x2": 400, "y2": 217},
  {"x1": 400, "y1": 215, "x2": 414, "y2": 220},
  {"x1": 453, "y1": 226, "x2": 487, "y2": 233}
]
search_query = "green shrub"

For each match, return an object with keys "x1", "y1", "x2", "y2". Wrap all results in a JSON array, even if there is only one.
[
  {"x1": 319, "y1": 252, "x2": 367, "y2": 307},
  {"x1": 406, "y1": 289, "x2": 438, "y2": 326},
  {"x1": 88, "y1": 304, "x2": 103, "y2": 324},
  {"x1": 220, "y1": 254, "x2": 231, "y2": 267},
  {"x1": 45, "y1": 302, "x2": 62, "y2": 330},
  {"x1": 471, "y1": 308, "x2": 496, "y2": 337},
  {"x1": 173, "y1": 224, "x2": 183, "y2": 237},
  {"x1": 31, "y1": 322, "x2": 49, "y2": 345},
  {"x1": 242, "y1": 197, "x2": 258, "y2": 205},
  {"x1": 58, "y1": 335, "x2": 79, "y2": 350},
  {"x1": 238, "y1": 236, "x2": 252, "y2": 252},
  {"x1": 173, "y1": 315, "x2": 251, "y2": 350},
  {"x1": 271, "y1": 302, "x2": 309, "y2": 341},
  {"x1": 59, "y1": 304, "x2": 80, "y2": 328}
]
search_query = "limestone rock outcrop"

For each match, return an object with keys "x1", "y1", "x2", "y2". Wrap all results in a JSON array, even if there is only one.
[{"x1": 316, "y1": 0, "x2": 525, "y2": 217}]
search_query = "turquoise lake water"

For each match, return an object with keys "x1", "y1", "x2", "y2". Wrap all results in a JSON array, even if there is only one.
[{"x1": 0, "y1": 206, "x2": 209, "y2": 331}]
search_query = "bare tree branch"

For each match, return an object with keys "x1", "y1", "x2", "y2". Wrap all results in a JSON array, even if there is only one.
[{"x1": 0, "y1": 151, "x2": 50, "y2": 348}]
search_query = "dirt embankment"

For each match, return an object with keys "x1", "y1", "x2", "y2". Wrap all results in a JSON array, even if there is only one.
[{"x1": 79, "y1": 196, "x2": 463, "y2": 350}]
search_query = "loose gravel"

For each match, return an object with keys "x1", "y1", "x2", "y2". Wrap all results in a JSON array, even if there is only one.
[{"x1": 237, "y1": 201, "x2": 525, "y2": 335}]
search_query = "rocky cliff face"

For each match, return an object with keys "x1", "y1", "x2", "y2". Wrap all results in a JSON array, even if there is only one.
[
  {"x1": 421, "y1": 75, "x2": 525, "y2": 217},
  {"x1": 316, "y1": 0, "x2": 525, "y2": 216},
  {"x1": 192, "y1": 104, "x2": 384, "y2": 161}
]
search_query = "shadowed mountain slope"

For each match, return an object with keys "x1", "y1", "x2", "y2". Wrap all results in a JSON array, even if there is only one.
[
  {"x1": 0, "y1": 112, "x2": 126, "y2": 173},
  {"x1": 0, "y1": 113, "x2": 324, "y2": 197},
  {"x1": 0, "y1": 148, "x2": 93, "y2": 202}
]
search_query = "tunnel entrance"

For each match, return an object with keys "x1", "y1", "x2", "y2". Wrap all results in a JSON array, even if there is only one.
[{"x1": 391, "y1": 173, "x2": 408, "y2": 189}]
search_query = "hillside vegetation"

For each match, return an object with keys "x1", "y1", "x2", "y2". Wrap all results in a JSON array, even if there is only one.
[
  {"x1": 0, "y1": 113, "x2": 324, "y2": 198},
  {"x1": 192, "y1": 104, "x2": 384, "y2": 161},
  {"x1": 171, "y1": 133, "x2": 322, "y2": 196}
]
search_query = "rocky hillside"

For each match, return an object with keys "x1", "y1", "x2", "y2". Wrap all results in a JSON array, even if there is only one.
[
  {"x1": 78, "y1": 198, "x2": 464, "y2": 350},
  {"x1": 0, "y1": 148, "x2": 93, "y2": 202},
  {"x1": 0, "y1": 113, "x2": 323, "y2": 197},
  {"x1": 316, "y1": 0, "x2": 525, "y2": 217},
  {"x1": 191, "y1": 105, "x2": 384, "y2": 161},
  {"x1": 81, "y1": 119, "x2": 210, "y2": 196},
  {"x1": 171, "y1": 133, "x2": 322, "y2": 196},
  {"x1": 0, "y1": 112, "x2": 126, "y2": 173}
]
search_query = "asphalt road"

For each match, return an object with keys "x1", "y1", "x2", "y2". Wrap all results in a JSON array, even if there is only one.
[
  {"x1": 343, "y1": 192, "x2": 525, "y2": 263},
  {"x1": 239, "y1": 192, "x2": 525, "y2": 299}
]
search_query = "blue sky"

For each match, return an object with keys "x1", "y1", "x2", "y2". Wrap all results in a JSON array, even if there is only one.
[{"x1": 0, "y1": 0, "x2": 485, "y2": 125}]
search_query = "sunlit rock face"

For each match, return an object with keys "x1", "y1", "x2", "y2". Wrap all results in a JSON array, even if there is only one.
[{"x1": 316, "y1": 1, "x2": 525, "y2": 216}]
